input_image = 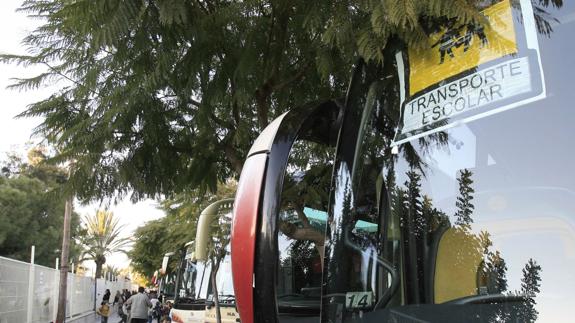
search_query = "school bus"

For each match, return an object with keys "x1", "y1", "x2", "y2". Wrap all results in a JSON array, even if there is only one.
[{"x1": 230, "y1": 1, "x2": 575, "y2": 322}]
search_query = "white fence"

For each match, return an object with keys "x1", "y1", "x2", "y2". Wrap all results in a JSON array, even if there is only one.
[{"x1": 0, "y1": 255, "x2": 133, "y2": 323}]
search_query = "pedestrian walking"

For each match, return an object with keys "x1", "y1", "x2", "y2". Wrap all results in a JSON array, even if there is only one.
[
  {"x1": 125, "y1": 286, "x2": 152, "y2": 323},
  {"x1": 113, "y1": 290, "x2": 122, "y2": 313},
  {"x1": 123, "y1": 300, "x2": 131, "y2": 323},
  {"x1": 96, "y1": 301, "x2": 111, "y2": 323},
  {"x1": 123, "y1": 289, "x2": 131, "y2": 303},
  {"x1": 114, "y1": 290, "x2": 121, "y2": 305},
  {"x1": 160, "y1": 302, "x2": 172, "y2": 323},
  {"x1": 103, "y1": 289, "x2": 111, "y2": 304},
  {"x1": 148, "y1": 292, "x2": 161, "y2": 323},
  {"x1": 117, "y1": 291, "x2": 128, "y2": 323}
]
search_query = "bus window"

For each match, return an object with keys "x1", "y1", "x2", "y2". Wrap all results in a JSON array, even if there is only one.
[
  {"x1": 322, "y1": 59, "x2": 405, "y2": 319},
  {"x1": 175, "y1": 254, "x2": 209, "y2": 305},
  {"x1": 160, "y1": 272, "x2": 177, "y2": 301},
  {"x1": 205, "y1": 210, "x2": 235, "y2": 304}
]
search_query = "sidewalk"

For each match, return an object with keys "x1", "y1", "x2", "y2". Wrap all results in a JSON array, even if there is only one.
[{"x1": 94, "y1": 311, "x2": 162, "y2": 323}]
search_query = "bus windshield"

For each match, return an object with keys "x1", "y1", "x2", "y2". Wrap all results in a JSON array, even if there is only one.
[
  {"x1": 174, "y1": 250, "x2": 209, "y2": 305},
  {"x1": 203, "y1": 209, "x2": 235, "y2": 305},
  {"x1": 159, "y1": 272, "x2": 177, "y2": 300},
  {"x1": 206, "y1": 250, "x2": 235, "y2": 304},
  {"x1": 322, "y1": 1, "x2": 575, "y2": 321}
]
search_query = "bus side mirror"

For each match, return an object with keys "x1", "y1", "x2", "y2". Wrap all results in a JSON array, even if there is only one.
[{"x1": 195, "y1": 198, "x2": 235, "y2": 261}]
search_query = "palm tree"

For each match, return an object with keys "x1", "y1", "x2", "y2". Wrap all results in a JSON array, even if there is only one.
[
  {"x1": 80, "y1": 210, "x2": 131, "y2": 278},
  {"x1": 102, "y1": 265, "x2": 122, "y2": 281}
]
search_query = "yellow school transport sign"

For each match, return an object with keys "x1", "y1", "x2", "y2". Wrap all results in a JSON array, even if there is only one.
[{"x1": 393, "y1": 0, "x2": 546, "y2": 146}]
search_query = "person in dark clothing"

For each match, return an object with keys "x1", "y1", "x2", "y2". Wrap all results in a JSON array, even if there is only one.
[
  {"x1": 103, "y1": 289, "x2": 111, "y2": 304},
  {"x1": 114, "y1": 290, "x2": 121, "y2": 305},
  {"x1": 97, "y1": 301, "x2": 110, "y2": 323},
  {"x1": 123, "y1": 289, "x2": 131, "y2": 302},
  {"x1": 117, "y1": 291, "x2": 128, "y2": 323}
]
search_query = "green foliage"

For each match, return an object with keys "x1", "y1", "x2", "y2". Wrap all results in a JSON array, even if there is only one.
[
  {"x1": 129, "y1": 217, "x2": 172, "y2": 279},
  {"x1": 518, "y1": 258, "x2": 542, "y2": 322},
  {"x1": 0, "y1": 0, "x2": 518, "y2": 203},
  {"x1": 281, "y1": 162, "x2": 333, "y2": 212},
  {"x1": 454, "y1": 169, "x2": 475, "y2": 228},
  {"x1": 80, "y1": 210, "x2": 131, "y2": 278},
  {"x1": 404, "y1": 170, "x2": 424, "y2": 236},
  {"x1": 102, "y1": 264, "x2": 122, "y2": 279},
  {"x1": 206, "y1": 204, "x2": 232, "y2": 272},
  {"x1": 130, "y1": 181, "x2": 236, "y2": 278},
  {"x1": 0, "y1": 149, "x2": 81, "y2": 267}
]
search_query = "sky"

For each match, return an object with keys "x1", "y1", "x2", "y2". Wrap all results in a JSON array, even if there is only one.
[{"x1": 0, "y1": 0, "x2": 165, "y2": 274}]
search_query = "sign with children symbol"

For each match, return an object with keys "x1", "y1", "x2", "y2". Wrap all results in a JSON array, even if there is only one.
[
  {"x1": 432, "y1": 21, "x2": 489, "y2": 65},
  {"x1": 393, "y1": 0, "x2": 546, "y2": 146}
]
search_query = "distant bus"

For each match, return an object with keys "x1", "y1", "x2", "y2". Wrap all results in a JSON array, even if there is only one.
[{"x1": 171, "y1": 199, "x2": 238, "y2": 323}]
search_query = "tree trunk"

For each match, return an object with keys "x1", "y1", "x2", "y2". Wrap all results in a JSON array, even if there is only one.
[
  {"x1": 210, "y1": 262, "x2": 222, "y2": 323},
  {"x1": 56, "y1": 197, "x2": 73, "y2": 323},
  {"x1": 255, "y1": 86, "x2": 271, "y2": 130},
  {"x1": 223, "y1": 143, "x2": 244, "y2": 175},
  {"x1": 95, "y1": 261, "x2": 104, "y2": 279}
]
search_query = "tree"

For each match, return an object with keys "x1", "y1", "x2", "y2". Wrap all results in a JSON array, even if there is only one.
[
  {"x1": 206, "y1": 207, "x2": 233, "y2": 323},
  {"x1": 488, "y1": 250, "x2": 508, "y2": 293},
  {"x1": 129, "y1": 217, "x2": 172, "y2": 279},
  {"x1": 130, "y1": 181, "x2": 237, "y2": 279},
  {"x1": 279, "y1": 162, "x2": 333, "y2": 248},
  {"x1": 102, "y1": 265, "x2": 122, "y2": 280},
  {"x1": 454, "y1": 169, "x2": 475, "y2": 228},
  {"x1": 0, "y1": 149, "x2": 82, "y2": 267},
  {"x1": 80, "y1": 210, "x2": 131, "y2": 278},
  {"x1": 404, "y1": 170, "x2": 424, "y2": 237},
  {"x1": 518, "y1": 258, "x2": 542, "y2": 323},
  {"x1": 0, "y1": 0, "x2": 517, "y2": 203}
]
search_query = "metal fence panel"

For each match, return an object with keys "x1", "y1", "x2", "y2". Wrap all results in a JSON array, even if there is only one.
[
  {"x1": 72, "y1": 274, "x2": 95, "y2": 316},
  {"x1": 0, "y1": 257, "x2": 29, "y2": 323},
  {"x1": 0, "y1": 255, "x2": 132, "y2": 323},
  {"x1": 30, "y1": 265, "x2": 57, "y2": 323}
]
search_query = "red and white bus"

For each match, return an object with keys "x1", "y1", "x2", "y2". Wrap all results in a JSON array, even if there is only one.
[{"x1": 231, "y1": 1, "x2": 575, "y2": 322}]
